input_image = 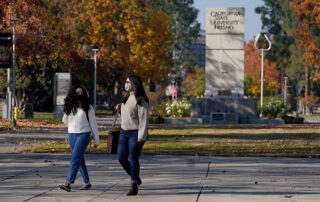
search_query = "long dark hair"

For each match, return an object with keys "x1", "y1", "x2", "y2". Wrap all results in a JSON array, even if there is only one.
[
  {"x1": 64, "y1": 85, "x2": 90, "y2": 115},
  {"x1": 122, "y1": 74, "x2": 149, "y2": 105}
]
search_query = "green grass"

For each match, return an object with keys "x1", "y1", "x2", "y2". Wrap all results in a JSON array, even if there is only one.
[
  {"x1": 96, "y1": 109, "x2": 114, "y2": 117},
  {"x1": 23, "y1": 126, "x2": 320, "y2": 157},
  {"x1": 301, "y1": 113, "x2": 320, "y2": 117},
  {"x1": 17, "y1": 112, "x2": 61, "y2": 121},
  {"x1": 0, "y1": 125, "x2": 23, "y2": 131},
  {"x1": 17, "y1": 110, "x2": 114, "y2": 120}
]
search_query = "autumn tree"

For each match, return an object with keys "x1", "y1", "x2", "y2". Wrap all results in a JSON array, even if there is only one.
[
  {"x1": 291, "y1": 0, "x2": 320, "y2": 100},
  {"x1": 181, "y1": 66, "x2": 204, "y2": 97},
  {"x1": 256, "y1": 0, "x2": 305, "y2": 97},
  {"x1": 0, "y1": 1, "x2": 51, "y2": 111},
  {"x1": 0, "y1": 0, "x2": 80, "y2": 111},
  {"x1": 244, "y1": 40, "x2": 280, "y2": 97},
  {"x1": 71, "y1": 0, "x2": 173, "y2": 87}
]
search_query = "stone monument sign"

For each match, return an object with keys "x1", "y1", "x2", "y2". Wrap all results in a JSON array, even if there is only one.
[
  {"x1": 191, "y1": 8, "x2": 258, "y2": 124},
  {"x1": 206, "y1": 8, "x2": 245, "y2": 97},
  {"x1": 54, "y1": 73, "x2": 71, "y2": 118}
]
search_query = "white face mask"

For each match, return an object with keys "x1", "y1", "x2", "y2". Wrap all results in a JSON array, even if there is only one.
[{"x1": 125, "y1": 83, "x2": 132, "y2": 91}]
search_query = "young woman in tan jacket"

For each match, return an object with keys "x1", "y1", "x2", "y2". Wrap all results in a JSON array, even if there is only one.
[{"x1": 116, "y1": 74, "x2": 148, "y2": 196}]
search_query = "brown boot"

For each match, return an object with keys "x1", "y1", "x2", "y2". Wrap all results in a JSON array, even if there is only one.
[{"x1": 127, "y1": 183, "x2": 138, "y2": 196}]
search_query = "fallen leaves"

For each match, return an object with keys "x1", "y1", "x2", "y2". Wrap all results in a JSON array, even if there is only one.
[
  {"x1": 44, "y1": 159, "x2": 55, "y2": 162},
  {"x1": 34, "y1": 182, "x2": 40, "y2": 187},
  {"x1": 0, "y1": 119, "x2": 64, "y2": 129}
]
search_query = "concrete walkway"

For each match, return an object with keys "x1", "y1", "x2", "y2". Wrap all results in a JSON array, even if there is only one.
[
  {"x1": 1, "y1": 153, "x2": 320, "y2": 202},
  {"x1": 1, "y1": 119, "x2": 320, "y2": 201}
]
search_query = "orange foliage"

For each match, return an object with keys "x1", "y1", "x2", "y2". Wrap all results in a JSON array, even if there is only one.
[
  {"x1": 72, "y1": 0, "x2": 173, "y2": 83},
  {"x1": 291, "y1": 0, "x2": 320, "y2": 67},
  {"x1": 0, "y1": 0, "x2": 76, "y2": 69},
  {"x1": 245, "y1": 40, "x2": 280, "y2": 96}
]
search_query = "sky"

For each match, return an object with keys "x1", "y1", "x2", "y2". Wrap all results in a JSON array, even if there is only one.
[{"x1": 193, "y1": 0, "x2": 265, "y2": 42}]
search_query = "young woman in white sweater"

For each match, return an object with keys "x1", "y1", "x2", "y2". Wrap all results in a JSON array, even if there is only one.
[
  {"x1": 58, "y1": 85, "x2": 99, "y2": 192},
  {"x1": 116, "y1": 74, "x2": 149, "y2": 196}
]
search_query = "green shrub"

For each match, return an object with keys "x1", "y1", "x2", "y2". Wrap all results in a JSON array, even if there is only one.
[
  {"x1": 258, "y1": 96, "x2": 288, "y2": 118},
  {"x1": 153, "y1": 101, "x2": 167, "y2": 117},
  {"x1": 149, "y1": 115, "x2": 164, "y2": 124}
]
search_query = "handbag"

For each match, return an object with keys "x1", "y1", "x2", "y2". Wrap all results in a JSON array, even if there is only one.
[{"x1": 107, "y1": 111, "x2": 120, "y2": 154}]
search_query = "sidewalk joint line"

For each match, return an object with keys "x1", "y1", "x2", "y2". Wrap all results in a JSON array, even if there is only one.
[
  {"x1": 23, "y1": 188, "x2": 55, "y2": 202},
  {"x1": 1, "y1": 169, "x2": 35, "y2": 182},
  {"x1": 88, "y1": 176, "x2": 127, "y2": 202},
  {"x1": 196, "y1": 162, "x2": 211, "y2": 202}
]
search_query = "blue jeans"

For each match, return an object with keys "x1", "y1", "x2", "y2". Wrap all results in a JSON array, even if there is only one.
[
  {"x1": 117, "y1": 130, "x2": 144, "y2": 183},
  {"x1": 66, "y1": 132, "x2": 91, "y2": 184}
]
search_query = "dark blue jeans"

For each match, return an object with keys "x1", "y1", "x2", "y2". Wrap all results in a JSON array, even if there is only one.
[
  {"x1": 117, "y1": 130, "x2": 144, "y2": 184},
  {"x1": 66, "y1": 132, "x2": 91, "y2": 184}
]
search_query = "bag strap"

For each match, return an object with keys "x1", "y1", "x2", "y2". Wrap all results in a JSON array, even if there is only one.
[{"x1": 111, "y1": 111, "x2": 119, "y2": 129}]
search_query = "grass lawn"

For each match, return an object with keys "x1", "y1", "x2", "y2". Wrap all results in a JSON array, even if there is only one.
[
  {"x1": 24, "y1": 125, "x2": 320, "y2": 157},
  {"x1": 1, "y1": 110, "x2": 114, "y2": 131},
  {"x1": 96, "y1": 109, "x2": 114, "y2": 117}
]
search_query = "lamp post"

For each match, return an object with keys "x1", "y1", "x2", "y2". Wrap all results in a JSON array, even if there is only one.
[
  {"x1": 92, "y1": 49, "x2": 98, "y2": 111},
  {"x1": 284, "y1": 76, "x2": 288, "y2": 106},
  {"x1": 254, "y1": 33, "x2": 272, "y2": 118},
  {"x1": 10, "y1": 17, "x2": 19, "y2": 126}
]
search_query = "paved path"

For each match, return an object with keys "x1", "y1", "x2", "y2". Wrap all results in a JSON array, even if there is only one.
[
  {"x1": 0, "y1": 153, "x2": 320, "y2": 202},
  {"x1": 1, "y1": 118, "x2": 320, "y2": 201},
  {"x1": 303, "y1": 116, "x2": 320, "y2": 124}
]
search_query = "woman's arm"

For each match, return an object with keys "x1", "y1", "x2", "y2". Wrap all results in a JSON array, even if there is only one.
[
  {"x1": 62, "y1": 113, "x2": 68, "y2": 124},
  {"x1": 137, "y1": 102, "x2": 148, "y2": 142},
  {"x1": 88, "y1": 106, "x2": 100, "y2": 145}
]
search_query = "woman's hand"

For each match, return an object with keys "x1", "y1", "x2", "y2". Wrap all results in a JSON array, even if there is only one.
[
  {"x1": 116, "y1": 104, "x2": 121, "y2": 111},
  {"x1": 138, "y1": 138, "x2": 144, "y2": 143}
]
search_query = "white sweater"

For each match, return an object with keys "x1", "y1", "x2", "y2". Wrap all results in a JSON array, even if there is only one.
[
  {"x1": 62, "y1": 105, "x2": 99, "y2": 145},
  {"x1": 121, "y1": 92, "x2": 148, "y2": 141}
]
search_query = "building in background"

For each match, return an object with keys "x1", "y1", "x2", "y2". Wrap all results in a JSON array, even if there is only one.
[{"x1": 190, "y1": 30, "x2": 206, "y2": 67}]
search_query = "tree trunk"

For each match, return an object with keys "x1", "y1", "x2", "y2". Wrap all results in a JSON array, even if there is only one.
[
  {"x1": 305, "y1": 64, "x2": 311, "y2": 114},
  {"x1": 16, "y1": 88, "x2": 26, "y2": 113},
  {"x1": 305, "y1": 64, "x2": 310, "y2": 98}
]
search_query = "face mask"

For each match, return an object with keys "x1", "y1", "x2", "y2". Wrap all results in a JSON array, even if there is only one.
[
  {"x1": 125, "y1": 83, "x2": 132, "y2": 91},
  {"x1": 76, "y1": 94, "x2": 84, "y2": 100}
]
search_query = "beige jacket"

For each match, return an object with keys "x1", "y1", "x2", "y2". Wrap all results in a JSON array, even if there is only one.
[{"x1": 120, "y1": 92, "x2": 149, "y2": 141}]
